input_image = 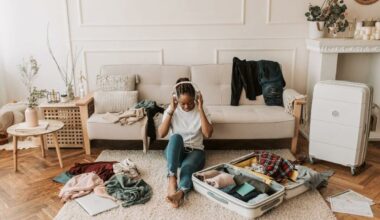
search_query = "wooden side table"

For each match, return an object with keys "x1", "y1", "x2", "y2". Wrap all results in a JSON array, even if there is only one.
[
  {"x1": 39, "y1": 99, "x2": 90, "y2": 155},
  {"x1": 7, "y1": 120, "x2": 64, "y2": 172}
]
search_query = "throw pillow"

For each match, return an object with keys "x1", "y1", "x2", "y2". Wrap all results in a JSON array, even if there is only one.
[
  {"x1": 94, "y1": 91, "x2": 138, "y2": 114},
  {"x1": 0, "y1": 111, "x2": 14, "y2": 132},
  {"x1": 96, "y1": 74, "x2": 138, "y2": 91}
]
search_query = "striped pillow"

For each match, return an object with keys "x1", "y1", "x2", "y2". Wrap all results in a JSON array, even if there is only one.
[{"x1": 94, "y1": 91, "x2": 138, "y2": 113}]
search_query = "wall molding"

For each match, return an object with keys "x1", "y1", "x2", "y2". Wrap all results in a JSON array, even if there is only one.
[
  {"x1": 71, "y1": 36, "x2": 306, "y2": 42},
  {"x1": 77, "y1": 0, "x2": 246, "y2": 27},
  {"x1": 266, "y1": 0, "x2": 304, "y2": 25},
  {"x1": 82, "y1": 49, "x2": 164, "y2": 91},
  {"x1": 307, "y1": 45, "x2": 380, "y2": 53},
  {"x1": 306, "y1": 39, "x2": 380, "y2": 53},
  {"x1": 215, "y1": 48, "x2": 297, "y2": 87}
]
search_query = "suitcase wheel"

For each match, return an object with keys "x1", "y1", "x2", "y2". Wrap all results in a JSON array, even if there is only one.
[{"x1": 351, "y1": 162, "x2": 366, "y2": 176}]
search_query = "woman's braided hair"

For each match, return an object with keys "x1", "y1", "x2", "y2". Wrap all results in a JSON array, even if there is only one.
[{"x1": 175, "y1": 77, "x2": 195, "y2": 98}]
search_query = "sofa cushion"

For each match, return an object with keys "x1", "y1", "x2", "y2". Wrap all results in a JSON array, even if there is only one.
[
  {"x1": 154, "y1": 105, "x2": 294, "y2": 140},
  {"x1": 94, "y1": 91, "x2": 138, "y2": 114},
  {"x1": 101, "y1": 64, "x2": 190, "y2": 105},
  {"x1": 207, "y1": 105, "x2": 294, "y2": 124},
  {"x1": 96, "y1": 74, "x2": 138, "y2": 91},
  {"x1": 191, "y1": 64, "x2": 265, "y2": 106},
  {"x1": 87, "y1": 113, "x2": 146, "y2": 140},
  {"x1": 207, "y1": 105, "x2": 295, "y2": 139}
]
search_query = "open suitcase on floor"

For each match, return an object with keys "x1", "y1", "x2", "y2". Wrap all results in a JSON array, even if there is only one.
[
  {"x1": 229, "y1": 153, "x2": 310, "y2": 200},
  {"x1": 192, "y1": 163, "x2": 285, "y2": 219}
]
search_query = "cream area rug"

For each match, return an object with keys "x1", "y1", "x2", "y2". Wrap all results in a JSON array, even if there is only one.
[
  {"x1": 54, "y1": 149, "x2": 336, "y2": 220},
  {"x1": 0, "y1": 136, "x2": 39, "y2": 151}
]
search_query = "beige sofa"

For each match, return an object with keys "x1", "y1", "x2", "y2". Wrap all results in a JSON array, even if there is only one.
[{"x1": 76, "y1": 64, "x2": 305, "y2": 155}]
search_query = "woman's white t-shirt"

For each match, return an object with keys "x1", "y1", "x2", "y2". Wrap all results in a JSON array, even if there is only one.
[{"x1": 162, "y1": 105, "x2": 211, "y2": 150}]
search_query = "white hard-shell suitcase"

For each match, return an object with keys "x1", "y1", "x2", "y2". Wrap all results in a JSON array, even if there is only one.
[
  {"x1": 229, "y1": 153, "x2": 310, "y2": 200},
  {"x1": 192, "y1": 163, "x2": 285, "y2": 219},
  {"x1": 309, "y1": 80, "x2": 373, "y2": 175}
]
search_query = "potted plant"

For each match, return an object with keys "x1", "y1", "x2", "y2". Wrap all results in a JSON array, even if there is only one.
[
  {"x1": 47, "y1": 25, "x2": 81, "y2": 101},
  {"x1": 25, "y1": 88, "x2": 40, "y2": 127},
  {"x1": 18, "y1": 57, "x2": 40, "y2": 127},
  {"x1": 305, "y1": 0, "x2": 349, "y2": 38}
]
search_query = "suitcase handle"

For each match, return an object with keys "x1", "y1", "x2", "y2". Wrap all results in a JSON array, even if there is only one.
[
  {"x1": 207, "y1": 191, "x2": 229, "y2": 205},
  {"x1": 261, "y1": 198, "x2": 280, "y2": 212}
]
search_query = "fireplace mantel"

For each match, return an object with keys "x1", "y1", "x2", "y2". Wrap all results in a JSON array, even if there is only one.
[
  {"x1": 306, "y1": 38, "x2": 380, "y2": 53},
  {"x1": 303, "y1": 38, "x2": 380, "y2": 141}
]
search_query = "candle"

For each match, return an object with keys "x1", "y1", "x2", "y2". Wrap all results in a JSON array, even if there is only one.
[
  {"x1": 376, "y1": 21, "x2": 380, "y2": 29},
  {"x1": 375, "y1": 33, "x2": 380, "y2": 40},
  {"x1": 364, "y1": 27, "x2": 372, "y2": 35}
]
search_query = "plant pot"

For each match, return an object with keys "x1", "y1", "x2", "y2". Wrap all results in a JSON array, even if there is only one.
[
  {"x1": 25, "y1": 107, "x2": 38, "y2": 127},
  {"x1": 308, "y1": 21, "x2": 326, "y2": 39},
  {"x1": 66, "y1": 84, "x2": 75, "y2": 101}
]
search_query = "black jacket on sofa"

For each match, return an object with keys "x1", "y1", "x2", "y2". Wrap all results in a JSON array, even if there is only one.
[
  {"x1": 230, "y1": 57, "x2": 286, "y2": 106},
  {"x1": 230, "y1": 57, "x2": 262, "y2": 106}
]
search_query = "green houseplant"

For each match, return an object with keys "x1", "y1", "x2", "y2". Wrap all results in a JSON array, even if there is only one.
[
  {"x1": 18, "y1": 57, "x2": 40, "y2": 127},
  {"x1": 305, "y1": 0, "x2": 349, "y2": 38}
]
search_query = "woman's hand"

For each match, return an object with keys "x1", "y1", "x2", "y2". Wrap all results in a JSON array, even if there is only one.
[
  {"x1": 197, "y1": 92, "x2": 203, "y2": 111},
  {"x1": 169, "y1": 95, "x2": 178, "y2": 113}
]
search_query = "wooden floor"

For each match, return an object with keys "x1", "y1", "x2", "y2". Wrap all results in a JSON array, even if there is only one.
[{"x1": 0, "y1": 137, "x2": 379, "y2": 220}]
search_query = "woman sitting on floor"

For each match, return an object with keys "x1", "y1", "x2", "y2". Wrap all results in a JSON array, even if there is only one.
[{"x1": 158, "y1": 77, "x2": 213, "y2": 208}]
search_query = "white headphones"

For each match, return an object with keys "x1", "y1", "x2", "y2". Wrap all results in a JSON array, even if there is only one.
[{"x1": 172, "y1": 81, "x2": 200, "y2": 102}]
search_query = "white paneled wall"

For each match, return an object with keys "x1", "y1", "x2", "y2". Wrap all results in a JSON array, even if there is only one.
[{"x1": 1, "y1": 0, "x2": 380, "y2": 101}]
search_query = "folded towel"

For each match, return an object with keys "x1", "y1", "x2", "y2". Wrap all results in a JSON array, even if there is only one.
[{"x1": 195, "y1": 170, "x2": 221, "y2": 181}]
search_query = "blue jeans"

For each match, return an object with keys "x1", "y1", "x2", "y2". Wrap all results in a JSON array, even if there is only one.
[{"x1": 164, "y1": 134, "x2": 205, "y2": 193}]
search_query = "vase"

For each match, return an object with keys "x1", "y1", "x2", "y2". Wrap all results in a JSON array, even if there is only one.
[
  {"x1": 66, "y1": 83, "x2": 75, "y2": 101},
  {"x1": 308, "y1": 21, "x2": 325, "y2": 39},
  {"x1": 329, "y1": 26, "x2": 338, "y2": 38},
  {"x1": 25, "y1": 107, "x2": 38, "y2": 127}
]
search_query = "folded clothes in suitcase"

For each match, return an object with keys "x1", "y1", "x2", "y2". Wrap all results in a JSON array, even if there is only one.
[
  {"x1": 192, "y1": 163, "x2": 285, "y2": 219},
  {"x1": 229, "y1": 153, "x2": 310, "y2": 200}
]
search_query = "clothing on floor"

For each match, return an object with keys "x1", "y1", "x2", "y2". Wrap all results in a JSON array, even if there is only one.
[
  {"x1": 93, "y1": 185, "x2": 118, "y2": 201},
  {"x1": 296, "y1": 165, "x2": 334, "y2": 190},
  {"x1": 248, "y1": 193, "x2": 269, "y2": 204},
  {"x1": 195, "y1": 170, "x2": 221, "y2": 181},
  {"x1": 59, "y1": 172, "x2": 104, "y2": 202},
  {"x1": 134, "y1": 100, "x2": 164, "y2": 141},
  {"x1": 205, "y1": 172, "x2": 235, "y2": 189},
  {"x1": 68, "y1": 161, "x2": 117, "y2": 182},
  {"x1": 113, "y1": 158, "x2": 140, "y2": 179},
  {"x1": 257, "y1": 60, "x2": 286, "y2": 106},
  {"x1": 53, "y1": 171, "x2": 74, "y2": 184},
  {"x1": 231, "y1": 57, "x2": 262, "y2": 106},
  {"x1": 255, "y1": 151, "x2": 295, "y2": 182},
  {"x1": 164, "y1": 134, "x2": 205, "y2": 193},
  {"x1": 105, "y1": 173, "x2": 152, "y2": 208}
]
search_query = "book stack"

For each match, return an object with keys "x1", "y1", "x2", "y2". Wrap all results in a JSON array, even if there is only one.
[{"x1": 15, "y1": 121, "x2": 49, "y2": 133}]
